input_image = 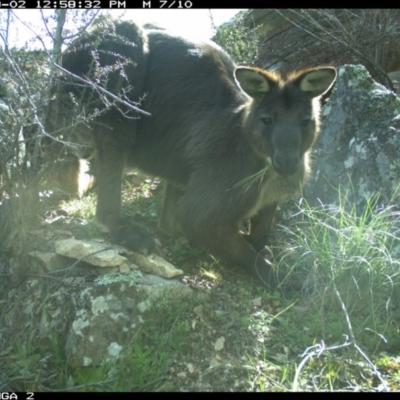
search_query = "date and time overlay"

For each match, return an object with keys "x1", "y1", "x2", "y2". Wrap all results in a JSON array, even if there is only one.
[{"x1": 0, "y1": 0, "x2": 198, "y2": 8}]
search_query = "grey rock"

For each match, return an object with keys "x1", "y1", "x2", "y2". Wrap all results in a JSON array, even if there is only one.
[
  {"x1": 305, "y1": 64, "x2": 400, "y2": 209},
  {"x1": 54, "y1": 238, "x2": 128, "y2": 267},
  {"x1": 65, "y1": 272, "x2": 191, "y2": 367},
  {"x1": 29, "y1": 251, "x2": 66, "y2": 272},
  {"x1": 129, "y1": 252, "x2": 183, "y2": 278}
]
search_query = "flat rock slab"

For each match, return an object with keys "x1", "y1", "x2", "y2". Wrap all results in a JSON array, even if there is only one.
[
  {"x1": 55, "y1": 238, "x2": 128, "y2": 267},
  {"x1": 129, "y1": 252, "x2": 183, "y2": 278}
]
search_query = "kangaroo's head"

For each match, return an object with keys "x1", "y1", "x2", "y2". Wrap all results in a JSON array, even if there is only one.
[{"x1": 235, "y1": 66, "x2": 337, "y2": 177}]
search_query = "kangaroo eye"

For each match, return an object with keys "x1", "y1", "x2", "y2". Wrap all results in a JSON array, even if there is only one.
[{"x1": 261, "y1": 117, "x2": 273, "y2": 126}]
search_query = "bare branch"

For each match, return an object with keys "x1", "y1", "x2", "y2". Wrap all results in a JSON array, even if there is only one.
[
  {"x1": 269, "y1": 9, "x2": 397, "y2": 90},
  {"x1": 55, "y1": 63, "x2": 151, "y2": 117},
  {"x1": 11, "y1": 11, "x2": 52, "y2": 56},
  {"x1": 62, "y1": 9, "x2": 101, "y2": 41},
  {"x1": 40, "y1": 9, "x2": 55, "y2": 41}
]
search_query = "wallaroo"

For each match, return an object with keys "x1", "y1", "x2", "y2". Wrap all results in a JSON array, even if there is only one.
[{"x1": 54, "y1": 19, "x2": 337, "y2": 290}]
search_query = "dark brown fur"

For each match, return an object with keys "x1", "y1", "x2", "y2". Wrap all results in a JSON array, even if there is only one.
[{"x1": 58, "y1": 20, "x2": 337, "y2": 288}]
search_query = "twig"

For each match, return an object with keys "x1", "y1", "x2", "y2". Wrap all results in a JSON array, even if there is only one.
[
  {"x1": 43, "y1": 246, "x2": 115, "y2": 274},
  {"x1": 275, "y1": 9, "x2": 394, "y2": 90},
  {"x1": 55, "y1": 63, "x2": 151, "y2": 117},
  {"x1": 292, "y1": 259, "x2": 391, "y2": 391},
  {"x1": 330, "y1": 264, "x2": 389, "y2": 391},
  {"x1": 62, "y1": 10, "x2": 101, "y2": 41}
]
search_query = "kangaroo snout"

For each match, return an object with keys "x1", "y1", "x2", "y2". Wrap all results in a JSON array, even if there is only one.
[{"x1": 273, "y1": 151, "x2": 300, "y2": 176}]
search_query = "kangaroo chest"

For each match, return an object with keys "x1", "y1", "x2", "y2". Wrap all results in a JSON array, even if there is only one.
[{"x1": 244, "y1": 167, "x2": 305, "y2": 220}]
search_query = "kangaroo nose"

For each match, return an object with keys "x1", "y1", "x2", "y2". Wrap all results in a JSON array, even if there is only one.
[{"x1": 273, "y1": 152, "x2": 299, "y2": 176}]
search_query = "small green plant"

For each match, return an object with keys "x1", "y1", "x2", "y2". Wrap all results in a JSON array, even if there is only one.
[
  {"x1": 59, "y1": 193, "x2": 97, "y2": 221},
  {"x1": 273, "y1": 185, "x2": 400, "y2": 356},
  {"x1": 169, "y1": 239, "x2": 204, "y2": 264},
  {"x1": 121, "y1": 176, "x2": 160, "y2": 225}
]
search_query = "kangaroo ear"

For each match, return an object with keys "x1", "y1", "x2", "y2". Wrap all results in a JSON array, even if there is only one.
[
  {"x1": 235, "y1": 67, "x2": 272, "y2": 98},
  {"x1": 297, "y1": 67, "x2": 337, "y2": 98}
]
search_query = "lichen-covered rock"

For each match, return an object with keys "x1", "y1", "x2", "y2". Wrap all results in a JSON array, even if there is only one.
[
  {"x1": 65, "y1": 272, "x2": 192, "y2": 367},
  {"x1": 305, "y1": 64, "x2": 400, "y2": 209}
]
